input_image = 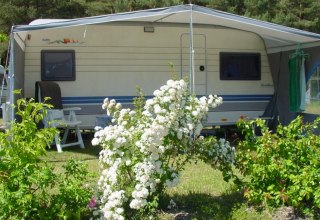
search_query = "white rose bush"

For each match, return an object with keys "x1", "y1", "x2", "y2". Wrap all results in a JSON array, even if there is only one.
[{"x1": 92, "y1": 79, "x2": 236, "y2": 219}]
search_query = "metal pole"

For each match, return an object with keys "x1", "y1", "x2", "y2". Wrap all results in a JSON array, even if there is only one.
[
  {"x1": 189, "y1": 4, "x2": 195, "y2": 93},
  {"x1": 8, "y1": 28, "x2": 15, "y2": 123}
]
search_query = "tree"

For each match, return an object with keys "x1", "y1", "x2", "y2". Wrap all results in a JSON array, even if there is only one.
[
  {"x1": 0, "y1": 33, "x2": 8, "y2": 66},
  {"x1": 207, "y1": 0, "x2": 245, "y2": 15},
  {"x1": 97, "y1": 0, "x2": 183, "y2": 13},
  {"x1": 208, "y1": 0, "x2": 320, "y2": 33},
  {"x1": 272, "y1": 0, "x2": 320, "y2": 32},
  {"x1": 85, "y1": 0, "x2": 114, "y2": 15},
  {"x1": 244, "y1": 0, "x2": 278, "y2": 21},
  {"x1": 0, "y1": 0, "x2": 87, "y2": 33}
]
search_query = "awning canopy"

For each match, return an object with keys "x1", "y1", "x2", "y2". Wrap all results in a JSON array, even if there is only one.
[{"x1": 11, "y1": 4, "x2": 320, "y2": 54}]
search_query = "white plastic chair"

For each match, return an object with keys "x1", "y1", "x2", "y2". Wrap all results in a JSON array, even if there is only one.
[{"x1": 35, "y1": 81, "x2": 84, "y2": 152}]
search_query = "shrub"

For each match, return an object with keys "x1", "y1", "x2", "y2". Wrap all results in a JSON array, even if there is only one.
[
  {"x1": 92, "y1": 79, "x2": 236, "y2": 219},
  {"x1": 0, "y1": 97, "x2": 93, "y2": 219},
  {"x1": 236, "y1": 116, "x2": 320, "y2": 213}
]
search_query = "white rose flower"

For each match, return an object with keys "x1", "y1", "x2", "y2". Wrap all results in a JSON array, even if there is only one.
[
  {"x1": 187, "y1": 123, "x2": 194, "y2": 131},
  {"x1": 102, "y1": 103, "x2": 108, "y2": 110},
  {"x1": 154, "y1": 104, "x2": 162, "y2": 114},
  {"x1": 158, "y1": 145, "x2": 165, "y2": 153},
  {"x1": 116, "y1": 103, "x2": 122, "y2": 110},
  {"x1": 185, "y1": 106, "x2": 192, "y2": 111},
  {"x1": 169, "y1": 88, "x2": 176, "y2": 95},
  {"x1": 139, "y1": 187, "x2": 149, "y2": 198},
  {"x1": 125, "y1": 159, "x2": 131, "y2": 166},
  {"x1": 178, "y1": 79, "x2": 185, "y2": 88},
  {"x1": 91, "y1": 137, "x2": 100, "y2": 146},
  {"x1": 192, "y1": 110, "x2": 199, "y2": 117},
  {"x1": 129, "y1": 199, "x2": 140, "y2": 209},
  {"x1": 167, "y1": 79, "x2": 174, "y2": 87},
  {"x1": 104, "y1": 210, "x2": 112, "y2": 219},
  {"x1": 153, "y1": 89, "x2": 161, "y2": 96},
  {"x1": 145, "y1": 99, "x2": 154, "y2": 106},
  {"x1": 160, "y1": 85, "x2": 168, "y2": 91},
  {"x1": 163, "y1": 96, "x2": 171, "y2": 102},
  {"x1": 116, "y1": 208, "x2": 124, "y2": 214}
]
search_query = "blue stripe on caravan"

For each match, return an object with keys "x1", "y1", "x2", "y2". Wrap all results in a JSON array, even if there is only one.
[
  {"x1": 62, "y1": 96, "x2": 154, "y2": 105},
  {"x1": 62, "y1": 95, "x2": 273, "y2": 105},
  {"x1": 220, "y1": 95, "x2": 273, "y2": 101}
]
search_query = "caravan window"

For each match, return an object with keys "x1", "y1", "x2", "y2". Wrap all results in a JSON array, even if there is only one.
[
  {"x1": 220, "y1": 52, "x2": 261, "y2": 80},
  {"x1": 41, "y1": 50, "x2": 75, "y2": 81}
]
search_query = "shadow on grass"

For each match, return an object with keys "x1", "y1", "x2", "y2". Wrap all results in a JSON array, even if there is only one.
[
  {"x1": 160, "y1": 190, "x2": 246, "y2": 220},
  {"x1": 44, "y1": 133, "x2": 102, "y2": 162}
]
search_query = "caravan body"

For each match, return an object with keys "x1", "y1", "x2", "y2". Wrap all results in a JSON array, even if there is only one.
[
  {"x1": 9, "y1": 5, "x2": 320, "y2": 128},
  {"x1": 20, "y1": 22, "x2": 273, "y2": 128}
]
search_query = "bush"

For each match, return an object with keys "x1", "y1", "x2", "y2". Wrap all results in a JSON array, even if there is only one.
[
  {"x1": 0, "y1": 97, "x2": 93, "y2": 219},
  {"x1": 92, "y1": 79, "x2": 236, "y2": 219},
  {"x1": 236, "y1": 116, "x2": 320, "y2": 213}
]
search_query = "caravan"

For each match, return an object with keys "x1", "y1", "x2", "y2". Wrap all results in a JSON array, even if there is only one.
[{"x1": 7, "y1": 5, "x2": 320, "y2": 128}]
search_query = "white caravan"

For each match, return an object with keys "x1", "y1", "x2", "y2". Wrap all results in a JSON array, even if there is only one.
[{"x1": 7, "y1": 5, "x2": 320, "y2": 128}]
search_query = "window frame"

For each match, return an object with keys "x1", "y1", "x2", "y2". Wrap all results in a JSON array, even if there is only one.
[
  {"x1": 41, "y1": 50, "x2": 76, "y2": 81},
  {"x1": 219, "y1": 52, "x2": 261, "y2": 81}
]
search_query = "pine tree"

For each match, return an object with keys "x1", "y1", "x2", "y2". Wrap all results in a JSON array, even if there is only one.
[
  {"x1": 244, "y1": 0, "x2": 278, "y2": 21},
  {"x1": 273, "y1": 0, "x2": 320, "y2": 32},
  {"x1": 0, "y1": 0, "x2": 87, "y2": 32},
  {"x1": 207, "y1": 0, "x2": 245, "y2": 15}
]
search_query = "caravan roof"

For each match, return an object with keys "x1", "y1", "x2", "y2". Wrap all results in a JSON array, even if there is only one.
[{"x1": 12, "y1": 4, "x2": 320, "y2": 54}]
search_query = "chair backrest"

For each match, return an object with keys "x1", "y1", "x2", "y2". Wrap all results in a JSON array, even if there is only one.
[{"x1": 35, "y1": 81, "x2": 63, "y2": 109}]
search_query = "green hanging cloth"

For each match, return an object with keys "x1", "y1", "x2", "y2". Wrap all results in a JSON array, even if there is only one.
[
  {"x1": 289, "y1": 54, "x2": 300, "y2": 112},
  {"x1": 288, "y1": 48, "x2": 308, "y2": 112}
]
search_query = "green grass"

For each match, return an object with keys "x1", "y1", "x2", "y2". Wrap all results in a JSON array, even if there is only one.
[
  {"x1": 158, "y1": 161, "x2": 272, "y2": 220},
  {"x1": 306, "y1": 101, "x2": 320, "y2": 114},
  {"x1": 42, "y1": 137, "x2": 273, "y2": 220},
  {"x1": 43, "y1": 138, "x2": 101, "y2": 183}
]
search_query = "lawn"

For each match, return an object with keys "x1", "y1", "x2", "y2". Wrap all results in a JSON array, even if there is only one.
[{"x1": 43, "y1": 136, "x2": 273, "y2": 220}]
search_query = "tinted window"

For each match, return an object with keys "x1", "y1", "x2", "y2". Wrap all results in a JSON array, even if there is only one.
[
  {"x1": 220, "y1": 52, "x2": 261, "y2": 80},
  {"x1": 41, "y1": 50, "x2": 75, "y2": 81}
]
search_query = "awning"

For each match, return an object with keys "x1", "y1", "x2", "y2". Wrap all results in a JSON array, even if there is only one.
[{"x1": 11, "y1": 4, "x2": 320, "y2": 54}]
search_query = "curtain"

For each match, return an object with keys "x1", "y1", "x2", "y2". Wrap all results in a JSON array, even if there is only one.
[{"x1": 289, "y1": 49, "x2": 307, "y2": 112}]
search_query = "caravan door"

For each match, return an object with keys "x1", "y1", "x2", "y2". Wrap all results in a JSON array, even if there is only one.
[{"x1": 180, "y1": 34, "x2": 207, "y2": 95}]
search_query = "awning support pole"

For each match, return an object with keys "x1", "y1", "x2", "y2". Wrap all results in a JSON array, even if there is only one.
[
  {"x1": 189, "y1": 4, "x2": 195, "y2": 94},
  {"x1": 8, "y1": 28, "x2": 15, "y2": 123}
]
